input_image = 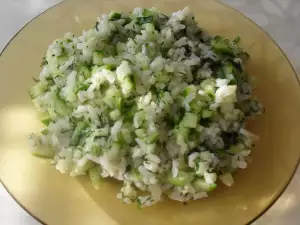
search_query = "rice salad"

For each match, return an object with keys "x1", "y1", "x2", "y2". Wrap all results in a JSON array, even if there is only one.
[{"x1": 28, "y1": 7, "x2": 262, "y2": 207}]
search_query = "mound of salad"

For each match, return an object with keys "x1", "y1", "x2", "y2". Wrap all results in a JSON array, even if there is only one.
[{"x1": 29, "y1": 7, "x2": 262, "y2": 207}]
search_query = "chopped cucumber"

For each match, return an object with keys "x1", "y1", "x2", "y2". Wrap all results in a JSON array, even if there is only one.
[
  {"x1": 29, "y1": 82, "x2": 48, "y2": 99},
  {"x1": 228, "y1": 145, "x2": 242, "y2": 154},
  {"x1": 223, "y1": 63, "x2": 234, "y2": 75},
  {"x1": 110, "y1": 109, "x2": 121, "y2": 121},
  {"x1": 178, "y1": 156, "x2": 189, "y2": 170},
  {"x1": 136, "y1": 16, "x2": 154, "y2": 25},
  {"x1": 92, "y1": 50, "x2": 104, "y2": 66},
  {"x1": 121, "y1": 77, "x2": 134, "y2": 96},
  {"x1": 56, "y1": 54, "x2": 69, "y2": 66},
  {"x1": 73, "y1": 160, "x2": 95, "y2": 175},
  {"x1": 219, "y1": 173, "x2": 234, "y2": 187},
  {"x1": 147, "y1": 132, "x2": 159, "y2": 144},
  {"x1": 71, "y1": 122, "x2": 87, "y2": 146},
  {"x1": 31, "y1": 146, "x2": 55, "y2": 159},
  {"x1": 178, "y1": 123, "x2": 190, "y2": 140},
  {"x1": 109, "y1": 12, "x2": 121, "y2": 20},
  {"x1": 88, "y1": 166, "x2": 102, "y2": 190},
  {"x1": 78, "y1": 65, "x2": 91, "y2": 79},
  {"x1": 202, "y1": 109, "x2": 213, "y2": 119},
  {"x1": 214, "y1": 149, "x2": 230, "y2": 156},
  {"x1": 190, "y1": 100, "x2": 203, "y2": 114},
  {"x1": 181, "y1": 113, "x2": 198, "y2": 128},
  {"x1": 91, "y1": 145, "x2": 102, "y2": 156},
  {"x1": 37, "y1": 112, "x2": 51, "y2": 126},
  {"x1": 135, "y1": 129, "x2": 146, "y2": 138},
  {"x1": 183, "y1": 85, "x2": 197, "y2": 97},
  {"x1": 54, "y1": 96, "x2": 72, "y2": 116},
  {"x1": 41, "y1": 128, "x2": 48, "y2": 135},
  {"x1": 192, "y1": 179, "x2": 217, "y2": 192},
  {"x1": 167, "y1": 171, "x2": 195, "y2": 187},
  {"x1": 211, "y1": 36, "x2": 232, "y2": 54},
  {"x1": 75, "y1": 83, "x2": 90, "y2": 93},
  {"x1": 41, "y1": 118, "x2": 51, "y2": 126}
]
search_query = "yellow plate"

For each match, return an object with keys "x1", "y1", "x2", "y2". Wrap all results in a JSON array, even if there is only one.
[{"x1": 0, "y1": 0, "x2": 300, "y2": 224}]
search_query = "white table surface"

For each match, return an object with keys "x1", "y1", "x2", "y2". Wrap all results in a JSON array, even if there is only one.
[{"x1": 0, "y1": 0, "x2": 300, "y2": 224}]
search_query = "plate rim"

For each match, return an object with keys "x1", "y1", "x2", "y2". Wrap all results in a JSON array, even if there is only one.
[{"x1": 0, "y1": 0, "x2": 299, "y2": 224}]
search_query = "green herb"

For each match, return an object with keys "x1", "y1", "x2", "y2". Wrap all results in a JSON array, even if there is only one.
[
  {"x1": 211, "y1": 36, "x2": 232, "y2": 54},
  {"x1": 136, "y1": 16, "x2": 154, "y2": 25},
  {"x1": 40, "y1": 57, "x2": 48, "y2": 67},
  {"x1": 233, "y1": 36, "x2": 241, "y2": 43},
  {"x1": 32, "y1": 77, "x2": 39, "y2": 83},
  {"x1": 95, "y1": 21, "x2": 99, "y2": 31},
  {"x1": 109, "y1": 12, "x2": 121, "y2": 21}
]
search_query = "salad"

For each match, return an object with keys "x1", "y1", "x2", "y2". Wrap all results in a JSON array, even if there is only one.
[{"x1": 29, "y1": 7, "x2": 262, "y2": 207}]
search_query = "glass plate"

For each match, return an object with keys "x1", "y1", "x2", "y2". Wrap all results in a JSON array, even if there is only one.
[{"x1": 0, "y1": 0, "x2": 299, "y2": 224}]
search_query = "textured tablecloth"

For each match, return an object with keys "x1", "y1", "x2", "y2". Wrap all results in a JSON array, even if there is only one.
[{"x1": 0, "y1": 0, "x2": 299, "y2": 224}]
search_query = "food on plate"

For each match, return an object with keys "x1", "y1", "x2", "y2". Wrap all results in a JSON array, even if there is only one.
[{"x1": 28, "y1": 7, "x2": 262, "y2": 207}]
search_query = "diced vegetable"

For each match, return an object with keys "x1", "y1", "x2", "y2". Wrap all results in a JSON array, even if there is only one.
[
  {"x1": 192, "y1": 178, "x2": 217, "y2": 192},
  {"x1": 219, "y1": 173, "x2": 234, "y2": 187},
  {"x1": 71, "y1": 122, "x2": 87, "y2": 146},
  {"x1": 78, "y1": 65, "x2": 91, "y2": 79},
  {"x1": 31, "y1": 146, "x2": 55, "y2": 159},
  {"x1": 88, "y1": 166, "x2": 102, "y2": 190},
  {"x1": 167, "y1": 171, "x2": 195, "y2": 186},
  {"x1": 57, "y1": 54, "x2": 69, "y2": 66},
  {"x1": 202, "y1": 109, "x2": 213, "y2": 119},
  {"x1": 223, "y1": 63, "x2": 234, "y2": 75},
  {"x1": 211, "y1": 36, "x2": 232, "y2": 54},
  {"x1": 109, "y1": 12, "x2": 121, "y2": 20},
  {"x1": 29, "y1": 82, "x2": 48, "y2": 99},
  {"x1": 181, "y1": 113, "x2": 198, "y2": 128},
  {"x1": 136, "y1": 16, "x2": 154, "y2": 25},
  {"x1": 92, "y1": 50, "x2": 104, "y2": 66}
]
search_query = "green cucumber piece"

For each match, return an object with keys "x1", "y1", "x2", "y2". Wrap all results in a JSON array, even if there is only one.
[
  {"x1": 228, "y1": 145, "x2": 243, "y2": 154},
  {"x1": 223, "y1": 62, "x2": 234, "y2": 75},
  {"x1": 136, "y1": 16, "x2": 154, "y2": 25},
  {"x1": 219, "y1": 173, "x2": 234, "y2": 187},
  {"x1": 202, "y1": 110, "x2": 213, "y2": 119},
  {"x1": 31, "y1": 146, "x2": 55, "y2": 159},
  {"x1": 109, "y1": 12, "x2": 121, "y2": 20},
  {"x1": 29, "y1": 82, "x2": 48, "y2": 99},
  {"x1": 37, "y1": 112, "x2": 51, "y2": 126},
  {"x1": 135, "y1": 129, "x2": 146, "y2": 138},
  {"x1": 73, "y1": 160, "x2": 95, "y2": 175},
  {"x1": 190, "y1": 100, "x2": 203, "y2": 114},
  {"x1": 167, "y1": 171, "x2": 195, "y2": 187},
  {"x1": 71, "y1": 122, "x2": 87, "y2": 146},
  {"x1": 181, "y1": 113, "x2": 198, "y2": 128},
  {"x1": 178, "y1": 123, "x2": 190, "y2": 140},
  {"x1": 88, "y1": 166, "x2": 102, "y2": 190},
  {"x1": 54, "y1": 94, "x2": 72, "y2": 116},
  {"x1": 147, "y1": 132, "x2": 159, "y2": 144},
  {"x1": 192, "y1": 179, "x2": 217, "y2": 192},
  {"x1": 41, "y1": 129, "x2": 48, "y2": 135},
  {"x1": 78, "y1": 65, "x2": 91, "y2": 79},
  {"x1": 211, "y1": 36, "x2": 232, "y2": 54},
  {"x1": 92, "y1": 50, "x2": 104, "y2": 66},
  {"x1": 57, "y1": 54, "x2": 69, "y2": 66}
]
